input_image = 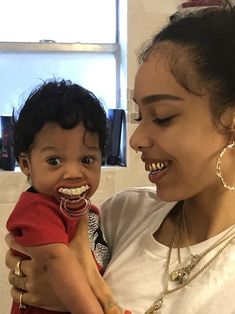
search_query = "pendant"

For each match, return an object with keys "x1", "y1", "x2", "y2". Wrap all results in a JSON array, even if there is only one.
[
  {"x1": 170, "y1": 269, "x2": 181, "y2": 281},
  {"x1": 190, "y1": 254, "x2": 200, "y2": 266},
  {"x1": 170, "y1": 269, "x2": 188, "y2": 284},
  {"x1": 145, "y1": 298, "x2": 163, "y2": 314},
  {"x1": 170, "y1": 254, "x2": 200, "y2": 283}
]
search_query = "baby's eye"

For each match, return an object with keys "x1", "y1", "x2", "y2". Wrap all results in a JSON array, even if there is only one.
[
  {"x1": 47, "y1": 157, "x2": 61, "y2": 166},
  {"x1": 81, "y1": 156, "x2": 95, "y2": 164}
]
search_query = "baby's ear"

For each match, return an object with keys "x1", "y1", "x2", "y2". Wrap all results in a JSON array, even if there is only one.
[{"x1": 19, "y1": 153, "x2": 30, "y2": 176}]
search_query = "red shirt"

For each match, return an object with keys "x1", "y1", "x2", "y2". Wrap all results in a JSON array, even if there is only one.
[{"x1": 7, "y1": 190, "x2": 110, "y2": 314}]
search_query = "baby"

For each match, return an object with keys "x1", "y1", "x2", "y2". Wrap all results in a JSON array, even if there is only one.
[{"x1": 6, "y1": 79, "x2": 125, "y2": 314}]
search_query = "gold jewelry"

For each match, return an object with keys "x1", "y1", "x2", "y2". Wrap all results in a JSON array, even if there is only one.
[
  {"x1": 19, "y1": 291, "x2": 27, "y2": 309},
  {"x1": 59, "y1": 196, "x2": 91, "y2": 218},
  {"x1": 170, "y1": 206, "x2": 235, "y2": 284},
  {"x1": 14, "y1": 260, "x2": 24, "y2": 277},
  {"x1": 216, "y1": 141, "x2": 235, "y2": 191},
  {"x1": 170, "y1": 209, "x2": 197, "y2": 284},
  {"x1": 144, "y1": 204, "x2": 235, "y2": 314}
]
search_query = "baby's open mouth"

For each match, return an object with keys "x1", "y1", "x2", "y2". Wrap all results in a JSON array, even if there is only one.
[{"x1": 58, "y1": 184, "x2": 91, "y2": 218}]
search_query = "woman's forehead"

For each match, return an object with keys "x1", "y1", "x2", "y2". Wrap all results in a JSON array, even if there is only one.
[
  {"x1": 135, "y1": 43, "x2": 205, "y2": 102},
  {"x1": 134, "y1": 55, "x2": 184, "y2": 102}
]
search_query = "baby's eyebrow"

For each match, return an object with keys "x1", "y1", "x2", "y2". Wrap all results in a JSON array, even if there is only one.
[{"x1": 40, "y1": 146, "x2": 58, "y2": 153}]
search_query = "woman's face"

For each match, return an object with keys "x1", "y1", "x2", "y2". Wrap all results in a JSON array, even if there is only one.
[{"x1": 130, "y1": 52, "x2": 229, "y2": 202}]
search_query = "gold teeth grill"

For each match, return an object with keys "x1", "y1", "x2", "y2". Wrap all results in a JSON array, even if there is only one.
[
  {"x1": 148, "y1": 161, "x2": 168, "y2": 172},
  {"x1": 58, "y1": 185, "x2": 89, "y2": 196}
]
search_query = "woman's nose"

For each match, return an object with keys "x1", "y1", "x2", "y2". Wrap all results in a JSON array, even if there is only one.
[{"x1": 129, "y1": 124, "x2": 153, "y2": 152}]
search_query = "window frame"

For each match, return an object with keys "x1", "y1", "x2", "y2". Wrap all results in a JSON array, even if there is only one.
[
  {"x1": 0, "y1": 0, "x2": 121, "y2": 109},
  {"x1": 0, "y1": 42, "x2": 120, "y2": 108}
]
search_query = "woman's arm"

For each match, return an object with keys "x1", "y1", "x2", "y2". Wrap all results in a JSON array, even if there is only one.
[
  {"x1": 5, "y1": 238, "x2": 66, "y2": 312},
  {"x1": 25, "y1": 242, "x2": 104, "y2": 314},
  {"x1": 6, "y1": 231, "x2": 103, "y2": 314},
  {"x1": 5, "y1": 228, "x2": 130, "y2": 314}
]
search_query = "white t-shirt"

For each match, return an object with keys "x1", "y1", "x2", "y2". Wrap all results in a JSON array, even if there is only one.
[{"x1": 101, "y1": 187, "x2": 235, "y2": 314}]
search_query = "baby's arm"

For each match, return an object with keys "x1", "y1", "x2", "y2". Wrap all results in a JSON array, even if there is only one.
[
  {"x1": 70, "y1": 217, "x2": 130, "y2": 314},
  {"x1": 26, "y1": 242, "x2": 104, "y2": 314}
]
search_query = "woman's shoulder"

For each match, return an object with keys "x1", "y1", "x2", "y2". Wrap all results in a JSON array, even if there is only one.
[
  {"x1": 101, "y1": 186, "x2": 162, "y2": 210},
  {"x1": 101, "y1": 186, "x2": 158, "y2": 206},
  {"x1": 100, "y1": 186, "x2": 176, "y2": 252},
  {"x1": 100, "y1": 186, "x2": 173, "y2": 223}
]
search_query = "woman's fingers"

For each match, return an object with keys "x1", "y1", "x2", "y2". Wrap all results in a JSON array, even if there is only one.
[
  {"x1": 5, "y1": 250, "x2": 32, "y2": 277},
  {"x1": 5, "y1": 240, "x2": 67, "y2": 311},
  {"x1": 10, "y1": 287, "x2": 38, "y2": 307},
  {"x1": 5, "y1": 249, "x2": 19, "y2": 269},
  {"x1": 10, "y1": 287, "x2": 23, "y2": 304},
  {"x1": 5, "y1": 233, "x2": 31, "y2": 256},
  {"x1": 5, "y1": 233, "x2": 15, "y2": 247},
  {"x1": 9, "y1": 270, "x2": 26, "y2": 290},
  {"x1": 6, "y1": 249, "x2": 39, "y2": 295},
  {"x1": 10, "y1": 280, "x2": 67, "y2": 311}
]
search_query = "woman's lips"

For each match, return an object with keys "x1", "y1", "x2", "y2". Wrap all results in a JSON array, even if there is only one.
[{"x1": 145, "y1": 160, "x2": 171, "y2": 184}]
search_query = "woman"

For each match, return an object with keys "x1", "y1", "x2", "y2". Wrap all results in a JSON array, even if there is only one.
[{"x1": 5, "y1": 6, "x2": 235, "y2": 314}]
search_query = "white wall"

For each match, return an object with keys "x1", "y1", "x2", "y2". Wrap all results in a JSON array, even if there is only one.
[
  {"x1": 0, "y1": 1, "x2": 181, "y2": 313},
  {"x1": 0, "y1": 171, "x2": 29, "y2": 314}
]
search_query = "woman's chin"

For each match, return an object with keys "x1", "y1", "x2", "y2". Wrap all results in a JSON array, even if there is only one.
[{"x1": 156, "y1": 186, "x2": 182, "y2": 203}]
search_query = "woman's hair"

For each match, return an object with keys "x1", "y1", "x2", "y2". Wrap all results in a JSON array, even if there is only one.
[
  {"x1": 13, "y1": 79, "x2": 109, "y2": 161},
  {"x1": 139, "y1": 7, "x2": 235, "y2": 131}
]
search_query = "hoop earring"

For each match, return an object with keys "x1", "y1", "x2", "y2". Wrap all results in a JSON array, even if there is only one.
[
  {"x1": 216, "y1": 141, "x2": 235, "y2": 191},
  {"x1": 59, "y1": 196, "x2": 91, "y2": 219}
]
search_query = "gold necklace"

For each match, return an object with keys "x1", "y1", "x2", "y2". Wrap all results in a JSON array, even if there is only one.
[
  {"x1": 170, "y1": 207, "x2": 235, "y2": 284},
  {"x1": 144, "y1": 207, "x2": 235, "y2": 314}
]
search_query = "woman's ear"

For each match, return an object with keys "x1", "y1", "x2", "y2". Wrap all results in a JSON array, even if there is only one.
[
  {"x1": 231, "y1": 113, "x2": 235, "y2": 140},
  {"x1": 19, "y1": 153, "x2": 30, "y2": 176},
  {"x1": 222, "y1": 108, "x2": 235, "y2": 140}
]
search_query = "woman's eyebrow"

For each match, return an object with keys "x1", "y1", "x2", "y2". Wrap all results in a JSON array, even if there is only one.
[{"x1": 133, "y1": 94, "x2": 184, "y2": 105}]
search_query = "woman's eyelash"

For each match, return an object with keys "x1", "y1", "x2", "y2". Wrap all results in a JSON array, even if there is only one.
[
  {"x1": 134, "y1": 115, "x2": 175, "y2": 125},
  {"x1": 153, "y1": 116, "x2": 174, "y2": 125}
]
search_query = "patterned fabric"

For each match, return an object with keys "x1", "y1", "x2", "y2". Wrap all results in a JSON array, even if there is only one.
[{"x1": 88, "y1": 210, "x2": 110, "y2": 272}]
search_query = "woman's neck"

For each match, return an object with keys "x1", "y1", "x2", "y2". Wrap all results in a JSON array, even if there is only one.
[
  {"x1": 154, "y1": 190, "x2": 235, "y2": 247},
  {"x1": 184, "y1": 190, "x2": 235, "y2": 244}
]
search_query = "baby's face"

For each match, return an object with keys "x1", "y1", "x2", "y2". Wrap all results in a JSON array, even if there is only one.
[{"x1": 20, "y1": 122, "x2": 102, "y2": 203}]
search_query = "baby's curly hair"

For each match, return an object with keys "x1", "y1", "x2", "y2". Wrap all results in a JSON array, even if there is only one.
[{"x1": 13, "y1": 79, "x2": 109, "y2": 161}]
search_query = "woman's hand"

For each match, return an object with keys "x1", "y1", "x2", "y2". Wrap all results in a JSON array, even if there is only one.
[
  {"x1": 5, "y1": 221, "x2": 127, "y2": 314},
  {"x1": 5, "y1": 234, "x2": 66, "y2": 312}
]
